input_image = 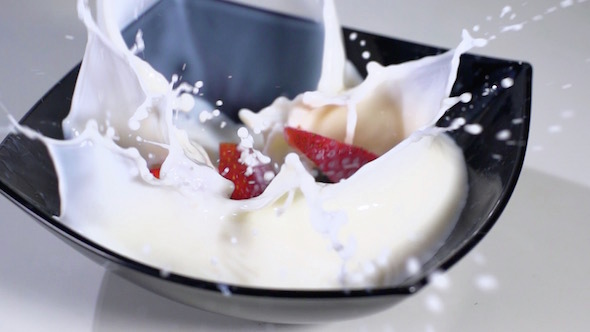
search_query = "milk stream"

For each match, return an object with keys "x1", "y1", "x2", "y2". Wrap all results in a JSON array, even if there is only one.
[{"x1": 10, "y1": 0, "x2": 489, "y2": 289}]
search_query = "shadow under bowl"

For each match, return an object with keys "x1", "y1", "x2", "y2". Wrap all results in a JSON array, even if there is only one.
[{"x1": 0, "y1": 0, "x2": 531, "y2": 324}]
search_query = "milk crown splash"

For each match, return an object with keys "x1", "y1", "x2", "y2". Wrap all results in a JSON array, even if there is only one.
[{"x1": 13, "y1": 0, "x2": 482, "y2": 289}]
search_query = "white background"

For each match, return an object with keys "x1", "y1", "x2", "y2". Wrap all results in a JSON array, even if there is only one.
[{"x1": 1, "y1": 0, "x2": 589, "y2": 331}]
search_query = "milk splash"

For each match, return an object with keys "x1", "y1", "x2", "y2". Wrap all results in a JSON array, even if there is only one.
[{"x1": 7, "y1": 0, "x2": 485, "y2": 289}]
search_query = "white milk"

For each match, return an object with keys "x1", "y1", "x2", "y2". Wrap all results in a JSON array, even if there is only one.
[{"x1": 24, "y1": 0, "x2": 484, "y2": 289}]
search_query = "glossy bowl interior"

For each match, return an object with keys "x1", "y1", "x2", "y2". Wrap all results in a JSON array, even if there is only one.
[{"x1": 0, "y1": 0, "x2": 531, "y2": 324}]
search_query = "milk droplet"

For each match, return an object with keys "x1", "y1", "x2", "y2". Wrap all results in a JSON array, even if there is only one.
[
  {"x1": 263, "y1": 171, "x2": 275, "y2": 182},
  {"x1": 460, "y1": 92, "x2": 472, "y2": 103},
  {"x1": 359, "y1": 40, "x2": 366, "y2": 47},
  {"x1": 215, "y1": 100, "x2": 223, "y2": 106},
  {"x1": 132, "y1": 29, "x2": 145, "y2": 54},
  {"x1": 199, "y1": 111, "x2": 213, "y2": 123},
  {"x1": 425, "y1": 294, "x2": 444, "y2": 313},
  {"x1": 560, "y1": 110, "x2": 575, "y2": 118},
  {"x1": 501, "y1": 23, "x2": 526, "y2": 33},
  {"x1": 450, "y1": 117, "x2": 467, "y2": 130},
  {"x1": 472, "y1": 251, "x2": 487, "y2": 265},
  {"x1": 473, "y1": 25, "x2": 480, "y2": 32},
  {"x1": 475, "y1": 274, "x2": 499, "y2": 291},
  {"x1": 362, "y1": 51, "x2": 371, "y2": 60},
  {"x1": 560, "y1": 0, "x2": 574, "y2": 7},
  {"x1": 217, "y1": 284, "x2": 232, "y2": 297},
  {"x1": 500, "y1": 6, "x2": 512, "y2": 18},
  {"x1": 429, "y1": 271, "x2": 451, "y2": 290},
  {"x1": 473, "y1": 37, "x2": 488, "y2": 47},
  {"x1": 32, "y1": 69, "x2": 46, "y2": 76},
  {"x1": 237, "y1": 127, "x2": 249, "y2": 139},
  {"x1": 501, "y1": 77, "x2": 514, "y2": 88},
  {"x1": 349, "y1": 32, "x2": 358, "y2": 41},
  {"x1": 177, "y1": 93, "x2": 195, "y2": 112},
  {"x1": 548, "y1": 125, "x2": 562, "y2": 133},
  {"x1": 405, "y1": 257, "x2": 421, "y2": 274},
  {"x1": 495, "y1": 129, "x2": 511, "y2": 141},
  {"x1": 160, "y1": 269, "x2": 171, "y2": 278},
  {"x1": 464, "y1": 123, "x2": 483, "y2": 135}
]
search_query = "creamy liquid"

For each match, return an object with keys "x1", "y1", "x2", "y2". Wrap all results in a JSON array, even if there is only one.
[{"x1": 19, "y1": 0, "x2": 485, "y2": 289}]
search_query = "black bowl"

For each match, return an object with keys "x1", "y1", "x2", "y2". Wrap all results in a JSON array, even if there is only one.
[{"x1": 0, "y1": 0, "x2": 531, "y2": 324}]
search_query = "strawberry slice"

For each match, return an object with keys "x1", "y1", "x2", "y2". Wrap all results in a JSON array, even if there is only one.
[
  {"x1": 284, "y1": 127, "x2": 378, "y2": 183},
  {"x1": 218, "y1": 142, "x2": 274, "y2": 200},
  {"x1": 150, "y1": 168, "x2": 161, "y2": 179}
]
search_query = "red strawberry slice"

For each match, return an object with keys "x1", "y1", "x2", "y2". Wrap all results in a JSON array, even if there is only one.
[
  {"x1": 284, "y1": 127, "x2": 378, "y2": 183},
  {"x1": 150, "y1": 168, "x2": 161, "y2": 179},
  {"x1": 218, "y1": 142, "x2": 275, "y2": 200}
]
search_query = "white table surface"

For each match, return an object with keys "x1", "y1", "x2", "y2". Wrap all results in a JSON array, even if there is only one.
[{"x1": 1, "y1": 1, "x2": 589, "y2": 331}]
